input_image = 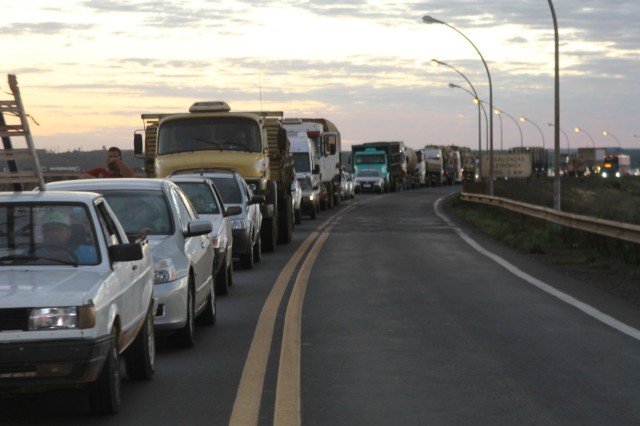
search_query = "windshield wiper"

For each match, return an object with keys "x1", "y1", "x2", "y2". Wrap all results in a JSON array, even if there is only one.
[{"x1": 0, "y1": 253, "x2": 78, "y2": 267}]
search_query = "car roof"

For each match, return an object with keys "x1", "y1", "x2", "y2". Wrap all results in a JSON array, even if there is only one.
[
  {"x1": 0, "y1": 190, "x2": 102, "y2": 204},
  {"x1": 46, "y1": 178, "x2": 174, "y2": 192}
]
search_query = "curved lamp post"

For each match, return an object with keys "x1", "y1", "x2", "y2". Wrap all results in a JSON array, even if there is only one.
[
  {"x1": 494, "y1": 108, "x2": 523, "y2": 148},
  {"x1": 519, "y1": 116, "x2": 546, "y2": 151},
  {"x1": 423, "y1": 15, "x2": 494, "y2": 195},
  {"x1": 602, "y1": 130, "x2": 621, "y2": 151},
  {"x1": 548, "y1": 123, "x2": 570, "y2": 153},
  {"x1": 448, "y1": 83, "x2": 489, "y2": 153},
  {"x1": 431, "y1": 59, "x2": 482, "y2": 167},
  {"x1": 574, "y1": 127, "x2": 596, "y2": 147}
]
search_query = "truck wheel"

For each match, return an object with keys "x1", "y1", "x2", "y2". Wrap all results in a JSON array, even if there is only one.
[
  {"x1": 171, "y1": 279, "x2": 195, "y2": 348},
  {"x1": 261, "y1": 216, "x2": 276, "y2": 252},
  {"x1": 278, "y1": 198, "x2": 293, "y2": 245},
  {"x1": 89, "y1": 327, "x2": 121, "y2": 415},
  {"x1": 124, "y1": 304, "x2": 156, "y2": 380},
  {"x1": 327, "y1": 186, "x2": 334, "y2": 209},
  {"x1": 334, "y1": 185, "x2": 341, "y2": 206}
]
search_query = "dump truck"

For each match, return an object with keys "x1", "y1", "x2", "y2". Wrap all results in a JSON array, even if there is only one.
[
  {"x1": 404, "y1": 146, "x2": 418, "y2": 189},
  {"x1": 351, "y1": 141, "x2": 404, "y2": 192},
  {"x1": 424, "y1": 145, "x2": 445, "y2": 186},
  {"x1": 283, "y1": 118, "x2": 342, "y2": 210},
  {"x1": 133, "y1": 101, "x2": 294, "y2": 252}
]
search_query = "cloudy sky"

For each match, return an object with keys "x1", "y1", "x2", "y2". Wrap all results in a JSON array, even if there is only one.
[{"x1": 2, "y1": 0, "x2": 639, "y2": 154}]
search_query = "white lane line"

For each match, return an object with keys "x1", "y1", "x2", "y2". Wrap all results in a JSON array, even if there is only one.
[{"x1": 435, "y1": 195, "x2": 640, "y2": 342}]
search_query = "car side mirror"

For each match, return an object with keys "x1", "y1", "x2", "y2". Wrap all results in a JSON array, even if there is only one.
[
  {"x1": 134, "y1": 133, "x2": 143, "y2": 155},
  {"x1": 109, "y1": 243, "x2": 143, "y2": 262},
  {"x1": 224, "y1": 206, "x2": 242, "y2": 217}
]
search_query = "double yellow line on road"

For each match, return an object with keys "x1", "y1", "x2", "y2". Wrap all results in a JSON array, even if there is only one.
[{"x1": 229, "y1": 205, "x2": 355, "y2": 426}]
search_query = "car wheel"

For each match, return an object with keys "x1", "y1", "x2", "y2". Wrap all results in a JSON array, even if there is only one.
[
  {"x1": 310, "y1": 205, "x2": 317, "y2": 220},
  {"x1": 171, "y1": 279, "x2": 195, "y2": 348},
  {"x1": 124, "y1": 304, "x2": 155, "y2": 380},
  {"x1": 227, "y1": 260, "x2": 234, "y2": 287},
  {"x1": 253, "y1": 232, "x2": 262, "y2": 263},
  {"x1": 241, "y1": 243, "x2": 254, "y2": 269},
  {"x1": 89, "y1": 327, "x2": 121, "y2": 415},
  {"x1": 215, "y1": 256, "x2": 229, "y2": 295},
  {"x1": 261, "y1": 216, "x2": 276, "y2": 253},
  {"x1": 294, "y1": 208, "x2": 302, "y2": 225},
  {"x1": 197, "y1": 280, "x2": 216, "y2": 326}
]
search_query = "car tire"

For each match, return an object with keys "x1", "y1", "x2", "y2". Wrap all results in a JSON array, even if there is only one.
[
  {"x1": 310, "y1": 205, "x2": 317, "y2": 220},
  {"x1": 124, "y1": 304, "x2": 155, "y2": 380},
  {"x1": 253, "y1": 232, "x2": 262, "y2": 263},
  {"x1": 227, "y1": 260, "x2": 234, "y2": 287},
  {"x1": 215, "y1": 256, "x2": 229, "y2": 296},
  {"x1": 89, "y1": 327, "x2": 121, "y2": 415},
  {"x1": 294, "y1": 208, "x2": 302, "y2": 225},
  {"x1": 171, "y1": 279, "x2": 195, "y2": 348},
  {"x1": 241, "y1": 244, "x2": 254, "y2": 269},
  {"x1": 197, "y1": 280, "x2": 216, "y2": 326}
]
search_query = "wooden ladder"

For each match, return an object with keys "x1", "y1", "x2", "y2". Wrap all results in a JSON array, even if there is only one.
[{"x1": 0, "y1": 74, "x2": 46, "y2": 191}]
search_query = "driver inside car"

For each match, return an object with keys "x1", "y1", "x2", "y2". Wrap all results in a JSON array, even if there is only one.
[{"x1": 37, "y1": 211, "x2": 98, "y2": 264}]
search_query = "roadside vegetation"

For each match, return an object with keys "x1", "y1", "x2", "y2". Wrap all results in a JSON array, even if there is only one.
[{"x1": 441, "y1": 176, "x2": 640, "y2": 306}]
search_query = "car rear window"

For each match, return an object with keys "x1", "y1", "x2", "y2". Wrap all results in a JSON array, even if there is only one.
[{"x1": 100, "y1": 190, "x2": 172, "y2": 235}]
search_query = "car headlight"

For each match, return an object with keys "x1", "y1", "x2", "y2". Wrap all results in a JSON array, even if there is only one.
[
  {"x1": 231, "y1": 219, "x2": 248, "y2": 230},
  {"x1": 29, "y1": 305, "x2": 95, "y2": 330},
  {"x1": 155, "y1": 258, "x2": 177, "y2": 284}
]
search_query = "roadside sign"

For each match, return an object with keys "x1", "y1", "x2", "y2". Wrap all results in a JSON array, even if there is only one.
[{"x1": 480, "y1": 153, "x2": 531, "y2": 178}]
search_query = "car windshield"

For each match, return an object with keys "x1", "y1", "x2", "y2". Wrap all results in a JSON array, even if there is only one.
[
  {"x1": 211, "y1": 177, "x2": 242, "y2": 204},
  {"x1": 357, "y1": 169, "x2": 381, "y2": 178},
  {"x1": 158, "y1": 117, "x2": 261, "y2": 154},
  {"x1": 293, "y1": 153, "x2": 311, "y2": 173},
  {"x1": 174, "y1": 182, "x2": 221, "y2": 215},
  {"x1": 99, "y1": 190, "x2": 172, "y2": 236},
  {"x1": 297, "y1": 176, "x2": 314, "y2": 190},
  {"x1": 0, "y1": 202, "x2": 99, "y2": 266}
]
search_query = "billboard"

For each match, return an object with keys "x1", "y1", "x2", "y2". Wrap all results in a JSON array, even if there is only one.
[{"x1": 480, "y1": 153, "x2": 531, "y2": 178}]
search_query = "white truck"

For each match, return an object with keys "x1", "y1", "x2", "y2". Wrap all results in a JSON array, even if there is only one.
[
  {"x1": 0, "y1": 191, "x2": 156, "y2": 415},
  {"x1": 288, "y1": 130, "x2": 320, "y2": 219},
  {"x1": 283, "y1": 118, "x2": 341, "y2": 210}
]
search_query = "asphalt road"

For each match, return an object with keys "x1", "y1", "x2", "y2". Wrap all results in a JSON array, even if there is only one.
[{"x1": 3, "y1": 186, "x2": 640, "y2": 425}]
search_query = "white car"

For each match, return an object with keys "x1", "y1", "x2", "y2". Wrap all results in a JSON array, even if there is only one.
[
  {"x1": 0, "y1": 191, "x2": 155, "y2": 415},
  {"x1": 47, "y1": 179, "x2": 214, "y2": 348},
  {"x1": 291, "y1": 179, "x2": 302, "y2": 225},
  {"x1": 169, "y1": 176, "x2": 242, "y2": 296}
]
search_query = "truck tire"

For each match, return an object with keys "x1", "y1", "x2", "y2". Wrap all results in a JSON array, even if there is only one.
[
  {"x1": 261, "y1": 216, "x2": 277, "y2": 253},
  {"x1": 89, "y1": 327, "x2": 121, "y2": 415},
  {"x1": 124, "y1": 304, "x2": 156, "y2": 380},
  {"x1": 327, "y1": 185, "x2": 334, "y2": 209},
  {"x1": 278, "y1": 194, "x2": 293, "y2": 244}
]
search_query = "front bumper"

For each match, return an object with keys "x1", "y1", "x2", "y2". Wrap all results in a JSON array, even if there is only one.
[
  {"x1": 153, "y1": 275, "x2": 190, "y2": 332},
  {"x1": 0, "y1": 335, "x2": 112, "y2": 392}
]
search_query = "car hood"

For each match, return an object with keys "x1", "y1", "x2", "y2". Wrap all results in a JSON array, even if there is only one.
[{"x1": 0, "y1": 268, "x2": 110, "y2": 308}]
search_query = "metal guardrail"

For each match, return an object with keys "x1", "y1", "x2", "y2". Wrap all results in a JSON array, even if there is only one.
[{"x1": 460, "y1": 191, "x2": 640, "y2": 245}]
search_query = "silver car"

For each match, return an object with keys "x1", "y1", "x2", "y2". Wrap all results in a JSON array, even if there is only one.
[
  {"x1": 170, "y1": 169, "x2": 263, "y2": 270},
  {"x1": 46, "y1": 178, "x2": 214, "y2": 348},
  {"x1": 169, "y1": 176, "x2": 241, "y2": 296}
]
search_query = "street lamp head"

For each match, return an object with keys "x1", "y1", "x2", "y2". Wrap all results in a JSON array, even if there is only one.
[
  {"x1": 602, "y1": 130, "x2": 609, "y2": 136},
  {"x1": 494, "y1": 109, "x2": 501, "y2": 115},
  {"x1": 519, "y1": 116, "x2": 526, "y2": 123},
  {"x1": 574, "y1": 127, "x2": 581, "y2": 133},
  {"x1": 430, "y1": 59, "x2": 441, "y2": 66},
  {"x1": 448, "y1": 83, "x2": 460, "y2": 89},
  {"x1": 422, "y1": 15, "x2": 443, "y2": 25}
]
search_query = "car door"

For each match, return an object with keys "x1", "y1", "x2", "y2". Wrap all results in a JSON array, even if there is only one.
[
  {"x1": 95, "y1": 200, "x2": 151, "y2": 341},
  {"x1": 170, "y1": 186, "x2": 214, "y2": 311}
]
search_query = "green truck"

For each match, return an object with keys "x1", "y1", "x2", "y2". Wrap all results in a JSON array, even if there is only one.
[{"x1": 351, "y1": 141, "x2": 405, "y2": 192}]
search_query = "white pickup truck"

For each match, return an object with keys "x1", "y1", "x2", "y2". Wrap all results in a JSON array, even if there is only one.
[{"x1": 0, "y1": 191, "x2": 156, "y2": 415}]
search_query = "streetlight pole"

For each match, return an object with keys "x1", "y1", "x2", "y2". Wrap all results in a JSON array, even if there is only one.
[
  {"x1": 602, "y1": 130, "x2": 621, "y2": 151},
  {"x1": 519, "y1": 117, "x2": 546, "y2": 151},
  {"x1": 422, "y1": 15, "x2": 494, "y2": 195},
  {"x1": 548, "y1": 123, "x2": 570, "y2": 153},
  {"x1": 548, "y1": 0, "x2": 561, "y2": 211},
  {"x1": 496, "y1": 112, "x2": 503, "y2": 152},
  {"x1": 494, "y1": 108, "x2": 523, "y2": 148},
  {"x1": 520, "y1": 116, "x2": 547, "y2": 173},
  {"x1": 574, "y1": 127, "x2": 596, "y2": 147},
  {"x1": 431, "y1": 59, "x2": 482, "y2": 171},
  {"x1": 449, "y1": 83, "x2": 489, "y2": 153}
]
